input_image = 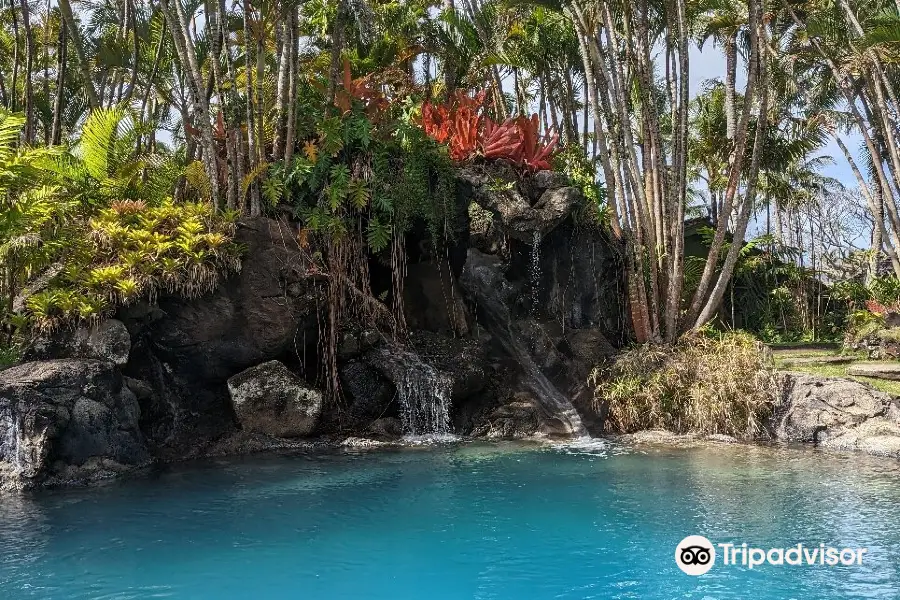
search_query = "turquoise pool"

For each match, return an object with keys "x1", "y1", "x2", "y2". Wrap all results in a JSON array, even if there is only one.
[{"x1": 1, "y1": 441, "x2": 899, "y2": 598}]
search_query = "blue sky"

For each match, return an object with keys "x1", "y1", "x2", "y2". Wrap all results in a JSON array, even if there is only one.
[{"x1": 689, "y1": 43, "x2": 861, "y2": 190}]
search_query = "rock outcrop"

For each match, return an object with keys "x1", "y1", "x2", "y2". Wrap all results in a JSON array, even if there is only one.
[
  {"x1": 227, "y1": 361, "x2": 323, "y2": 438},
  {"x1": 457, "y1": 165, "x2": 580, "y2": 242},
  {"x1": 121, "y1": 217, "x2": 324, "y2": 456},
  {"x1": 469, "y1": 394, "x2": 541, "y2": 439},
  {"x1": 26, "y1": 319, "x2": 132, "y2": 366},
  {"x1": 0, "y1": 169, "x2": 630, "y2": 490},
  {"x1": 0, "y1": 359, "x2": 150, "y2": 490},
  {"x1": 774, "y1": 372, "x2": 900, "y2": 457}
]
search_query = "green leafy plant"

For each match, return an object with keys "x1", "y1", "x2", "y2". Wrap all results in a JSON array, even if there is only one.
[{"x1": 22, "y1": 199, "x2": 241, "y2": 330}]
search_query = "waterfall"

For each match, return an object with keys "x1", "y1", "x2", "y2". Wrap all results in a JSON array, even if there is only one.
[
  {"x1": 462, "y1": 250, "x2": 588, "y2": 437},
  {"x1": 1, "y1": 412, "x2": 22, "y2": 474},
  {"x1": 392, "y1": 350, "x2": 454, "y2": 437},
  {"x1": 530, "y1": 231, "x2": 542, "y2": 315}
]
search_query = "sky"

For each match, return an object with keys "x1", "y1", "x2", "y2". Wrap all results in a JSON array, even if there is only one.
[{"x1": 689, "y1": 43, "x2": 862, "y2": 191}]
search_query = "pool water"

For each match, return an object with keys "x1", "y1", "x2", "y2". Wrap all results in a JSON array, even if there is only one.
[{"x1": 1, "y1": 441, "x2": 899, "y2": 599}]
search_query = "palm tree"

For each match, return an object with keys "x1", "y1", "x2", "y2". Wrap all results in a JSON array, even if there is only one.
[{"x1": 695, "y1": 0, "x2": 747, "y2": 141}]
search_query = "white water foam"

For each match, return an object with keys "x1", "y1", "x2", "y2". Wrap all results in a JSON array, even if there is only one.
[
  {"x1": 546, "y1": 436, "x2": 620, "y2": 457},
  {"x1": 394, "y1": 350, "x2": 454, "y2": 436},
  {"x1": 401, "y1": 433, "x2": 463, "y2": 445}
]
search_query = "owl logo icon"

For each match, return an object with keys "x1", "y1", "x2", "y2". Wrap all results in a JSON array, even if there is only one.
[{"x1": 675, "y1": 536, "x2": 716, "y2": 575}]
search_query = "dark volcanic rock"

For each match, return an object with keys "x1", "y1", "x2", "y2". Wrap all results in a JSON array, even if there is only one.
[
  {"x1": 469, "y1": 393, "x2": 541, "y2": 439},
  {"x1": 122, "y1": 217, "x2": 324, "y2": 456},
  {"x1": 363, "y1": 332, "x2": 488, "y2": 405},
  {"x1": 0, "y1": 359, "x2": 150, "y2": 490},
  {"x1": 403, "y1": 262, "x2": 470, "y2": 336},
  {"x1": 27, "y1": 319, "x2": 132, "y2": 366},
  {"x1": 340, "y1": 360, "x2": 396, "y2": 423},
  {"x1": 531, "y1": 222, "x2": 626, "y2": 342},
  {"x1": 367, "y1": 417, "x2": 403, "y2": 438},
  {"x1": 136, "y1": 218, "x2": 321, "y2": 381},
  {"x1": 227, "y1": 361, "x2": 323, "y2": 438}
]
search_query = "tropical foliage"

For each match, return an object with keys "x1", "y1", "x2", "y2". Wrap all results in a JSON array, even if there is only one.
[
  {"x1": 2, "y1": 0, "x2": 900, "y2": 359},
  {"x1": 420, "y1": 91, "x2": 559, "y2": 170},
  {"x1": 0, "y1": 108, "x2": 240, "y2": 338}
]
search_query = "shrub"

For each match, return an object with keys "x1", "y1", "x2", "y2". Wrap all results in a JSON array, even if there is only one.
[
  {"x1": 24, "y1": 199, "x2": 241, "y2": 330},
  {"x1": 590, "y1": 330, "x2": 777, "y2": 438},
  {"x1": 844, "y1": 309, "x2": 885, "y2": 345}
]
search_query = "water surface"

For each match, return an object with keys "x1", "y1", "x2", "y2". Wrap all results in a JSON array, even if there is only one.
[{"x1": 1, "y1": 441, "x2": 899, "y2": 599}]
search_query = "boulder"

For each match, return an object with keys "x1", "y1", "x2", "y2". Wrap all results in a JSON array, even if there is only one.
[
  {"x1": 340, "y1": 360, "x2": 395, "y2": 423},
  {"x1": 26, "y1": 319, "x2": 131, "y2": 366},
  {"x1": 470, "y1": 394, "x2": 540, "y2": 439},
  {"x1": 773, "y1": 372, "x2": 900, "y2": 457},
  {"x1": 227, "y1": 361, "x2": 323, "y2": 438},
  {"x1": 457, "y1": 166, "x2": 580, "y2": 242},
  {"x1": 0, "y1": 359, "x2": 150, "y2": 490}
]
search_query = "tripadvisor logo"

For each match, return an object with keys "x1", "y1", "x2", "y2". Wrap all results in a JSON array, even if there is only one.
[
  {"x1": 675, "y1": 535, "x2": 715, "y2": 575},
  {"x1": 675, "y1": 536, "x2": 868, "y2": 576}
]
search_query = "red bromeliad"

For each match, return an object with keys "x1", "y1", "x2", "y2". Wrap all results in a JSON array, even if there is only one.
[
  {"x1": 421, "y1": 91, "x2": 484, "y2": 161},
  {"x1": 420, "y1": 92, "x2": 558, "y2": 171}
]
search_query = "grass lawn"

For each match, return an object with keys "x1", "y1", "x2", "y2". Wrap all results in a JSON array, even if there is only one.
[{"x1": 773, "y1": 359, "x2": 900, "y2": 397}]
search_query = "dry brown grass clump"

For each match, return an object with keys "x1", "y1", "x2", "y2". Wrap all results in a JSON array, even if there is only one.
[{"x1": 590, "y1": 330, "x2": 778, "y2": 438}]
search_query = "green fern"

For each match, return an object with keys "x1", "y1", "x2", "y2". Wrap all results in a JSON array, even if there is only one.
[{"x1": 366, "y1": 218, "x2": 392, "y2": 252}]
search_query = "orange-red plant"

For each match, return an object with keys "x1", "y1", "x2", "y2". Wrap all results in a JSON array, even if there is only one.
[
  {"x1": 421, "y1": 91, "x2": 485, "y2": 161},
  {"x1": 329, "y1": 59, "x2": 389, "y2": 117},
  {"x1": 517, "y1": 114, "x2": 559, "y2": 171},
  {"x1": 865, "y1": 299, "x2": 900, "y2": 316},
  {"x1": 420, "y1": 92, "x2": 558, "y2": 171}
]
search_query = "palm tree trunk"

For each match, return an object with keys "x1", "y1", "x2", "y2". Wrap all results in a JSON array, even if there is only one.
[
  {"x1": 782, "y1": 0, "x2": 900, "y2": 270},
  {"x1": 137, "y1": 19, "x2": 166, "y2": 152},
  {"x1": 443, "y1": 0, "x2": 456, "y2": 97},
  {"x1": 274, "y1": 5, "x2": 291, "y2": 159},
  {"x1": 836, "y1": 135, "x2": 900, "y2": 277},
  {"x1": 57, "y1": 0, "x2": 99, "y2": 111},
  {"x1": 687, "y1": 0, "x2": 763, "y2": 326},
  {"x1": 560, "y1": 71, "x2": 576, "y2": 144},
  {"x1": 159, "y1": 0, "x2": 222, "y2": 204},
  {"x1": 51, "y1": 20, "x2": 67, "y2": 145},
  {"x1": 122, "y1": 0, "x2": 139, "y2": 103},
  {"x1": 18, "y1": 0, "x2": 33, "y2": 142},
  {"x1": 724, "y1": 33, "x2": 737, "y2": 140},
  {"x1": 10, "y1": 0, "x2": 19, "y2": 112},
  {"x1": 284, "y1": 7, "x2": 299, "y2": 167},
  {"x1": 243, "y1": 0, "x2": 261, "y2": 215},
  {"x1": 256, "y1": 29, "x2": 266, "y2": 164},
  {"x1": 42, "y1": 0, "x2": 50, "y2": 144},
  {"x1": 695, "y1": 0, "x2": 768, "y2": 326},
  {"x1": 207, "y1": 0, "x2": 238, "y2": 209}
]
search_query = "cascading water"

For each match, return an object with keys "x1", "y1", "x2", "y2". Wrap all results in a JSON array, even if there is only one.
[
  {"x1": 462, "y1": 250, "x2": 588, "y2": 437},
  {"x1": 388, "y1": 349, "x2": 454, "y2": 438},
  {"x1": 529, "y1": 231, "x2": 542, "y2": 316},
  {"x1": 1, "y1": 412, "x2": 22, "y2": 474}
]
